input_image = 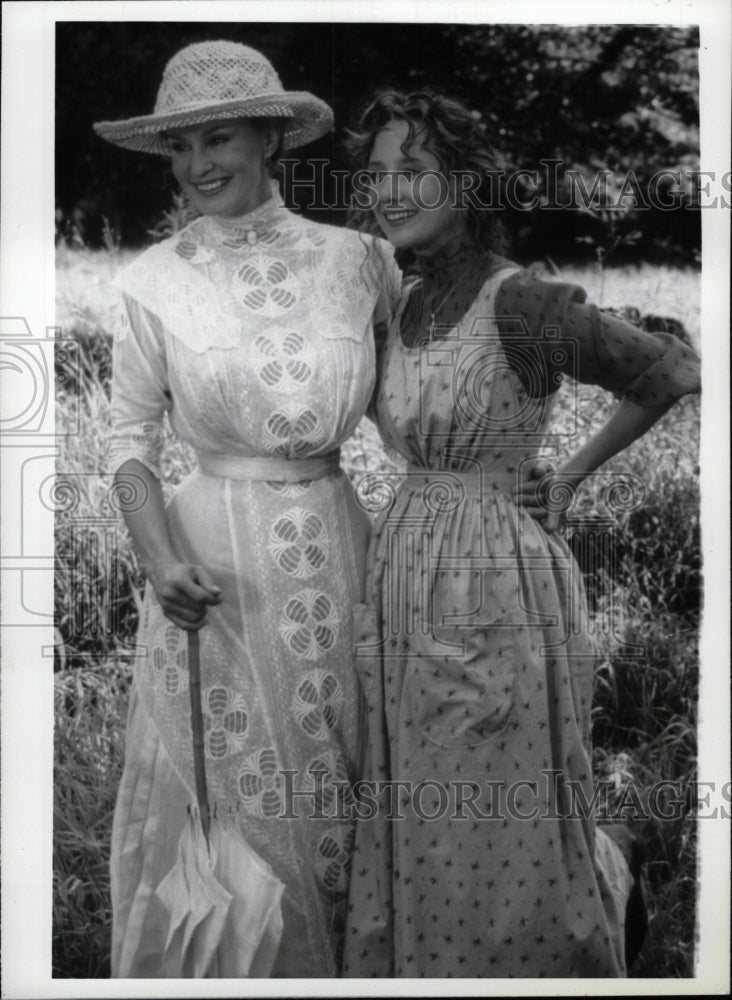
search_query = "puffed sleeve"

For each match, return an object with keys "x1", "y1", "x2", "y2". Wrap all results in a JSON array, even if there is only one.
[
  {"x1": 108, "y1": 292, "x2": 171, "y2": 478},
  {"x1": 495, "y1": 270, "x2": 700, "y2": 407}
]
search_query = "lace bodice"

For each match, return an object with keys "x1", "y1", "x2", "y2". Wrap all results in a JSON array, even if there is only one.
[{"x1": 109, "y1": 191, "x2": 400, "y2": 477}]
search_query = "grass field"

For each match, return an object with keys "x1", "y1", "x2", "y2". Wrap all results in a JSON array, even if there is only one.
[{"x1": 54, "y1": 243, "x2": 702, "y2": 978}]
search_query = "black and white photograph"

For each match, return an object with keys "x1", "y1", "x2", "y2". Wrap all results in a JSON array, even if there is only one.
[{"x1": 1, "y1": 1, "x2": 729, "y2": 995}]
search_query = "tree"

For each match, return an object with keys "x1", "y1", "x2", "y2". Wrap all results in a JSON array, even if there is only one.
[{"x1": 56, "y1": 22, "x2": 700, "y2": 261}]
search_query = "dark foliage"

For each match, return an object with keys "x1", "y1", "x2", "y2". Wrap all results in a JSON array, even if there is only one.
[{"x1": 57, "y1": 22, "x2": 700, "y2": 261}]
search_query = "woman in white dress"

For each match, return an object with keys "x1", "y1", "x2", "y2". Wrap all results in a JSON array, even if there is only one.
[{"x1": 94, "y1": 41, "x2": 398, "y2": 977}]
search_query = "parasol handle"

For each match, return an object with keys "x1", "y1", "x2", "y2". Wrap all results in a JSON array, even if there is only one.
[{"x1": 187, "y1": 629, "x2": 211, "y2": 845}]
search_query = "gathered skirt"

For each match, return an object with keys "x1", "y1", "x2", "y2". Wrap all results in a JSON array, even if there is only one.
[
  {"x1": 111, "y1": 463, "x2": 370, "y2": 977},
  {"x1": 343, "y1": 473, "x2": 633, "y2": 977}
]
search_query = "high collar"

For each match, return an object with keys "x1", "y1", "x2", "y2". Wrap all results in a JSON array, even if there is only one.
[
  {"x1": 197, "y1": 181, "x2": 289, "y2": 241},
  {"x1": 412, "y1": 236, "x2": 486, "y2": 282}
]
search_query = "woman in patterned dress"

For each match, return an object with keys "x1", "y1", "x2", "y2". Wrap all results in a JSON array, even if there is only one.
[
  {"x1": 342, "y1": 90, "x2": 701, "y2": 977},
  {"x1": 94, "y1": 42, "x2": 398, "y2": 977}
]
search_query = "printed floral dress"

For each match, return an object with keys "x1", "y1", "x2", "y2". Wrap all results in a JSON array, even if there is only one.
[
  {"x1": 343, "y1": 246, "x2": 700, "y2": 978},
  {"x1": 108, "y1": 190, "x2": 398, "y2": 978}
]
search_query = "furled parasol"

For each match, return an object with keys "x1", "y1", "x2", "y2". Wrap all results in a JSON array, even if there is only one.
[{"x1": 154, "y1": 630, "x2": 285, "y2": 977}]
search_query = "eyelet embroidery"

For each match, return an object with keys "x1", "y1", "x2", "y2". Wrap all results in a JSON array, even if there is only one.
[
  {"x1": 279, "y1": 589, "x2": 339, "y2": 660},
  {"x1": 203, "y1": 685, "x2": 249, "y2": 759},
  {"x1": 234, "y1": 256, "x2": 299, "y2": 315},
  {"x1": 269, "y1": 507, "x2": 329, "y2": 578},
  {"x1": 254, "y1": 329, "x2": 314, "y2": 391},
  {"x1": 292, "y1": 669, "x2": 343, "y2": 739}
]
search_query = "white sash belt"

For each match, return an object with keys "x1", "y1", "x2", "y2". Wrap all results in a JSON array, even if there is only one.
[{"x1": 197, "y1": 450, "x2": 340, "y2": 482}]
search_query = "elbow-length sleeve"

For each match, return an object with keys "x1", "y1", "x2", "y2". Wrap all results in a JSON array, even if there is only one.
[
  {"x1": 495, "y1": 270, "x2": 700, "y2": 408},
  {"x1": 108, "y1": 292, "x2": 171, "y2": 479}
]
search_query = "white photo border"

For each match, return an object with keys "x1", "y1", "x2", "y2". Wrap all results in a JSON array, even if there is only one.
[{"x1": 1, "y1": 1, "x2": 729, "y2": 996}]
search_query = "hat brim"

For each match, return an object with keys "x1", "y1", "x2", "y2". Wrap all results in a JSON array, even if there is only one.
[{"x1": 93, "y1": 92, "x2": 333, "y2": 153}]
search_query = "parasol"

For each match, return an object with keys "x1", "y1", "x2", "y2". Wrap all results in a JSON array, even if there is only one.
[{"x1": 154, "y1": 629, "x2": 285, "y2": 977}]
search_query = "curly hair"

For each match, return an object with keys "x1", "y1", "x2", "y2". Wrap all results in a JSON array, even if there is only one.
[{"x1": 344, "y1": 89, "x2": 506, "y2": 258}]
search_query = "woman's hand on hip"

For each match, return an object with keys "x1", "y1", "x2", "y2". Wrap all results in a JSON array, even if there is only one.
[
  {"x1": 512, "y1": 459, "x2": 576, "y2": 534},
  {"x1": 148, "y1": 562, "x2": 222, "y2": 631}
]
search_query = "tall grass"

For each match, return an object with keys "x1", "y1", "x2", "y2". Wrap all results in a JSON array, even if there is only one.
[
  {"x1": 54, "y1": 245, "x2": 702, "y2": 978},
  {"x1": 53, "y1": 662, "x2": 131, "y2": 977}
]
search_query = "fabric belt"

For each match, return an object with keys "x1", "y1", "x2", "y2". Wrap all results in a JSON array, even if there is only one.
[{"x1": 197, "y1": 450, "x2": 340, "y2": 482}]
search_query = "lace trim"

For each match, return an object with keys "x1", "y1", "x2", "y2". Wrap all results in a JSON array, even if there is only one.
[
  {"x1": 114, "y1": 208, "x2": 396, "y2": 354},
  {"x1": 197, "y1": 184, "x2": 289, "y2": 245}
]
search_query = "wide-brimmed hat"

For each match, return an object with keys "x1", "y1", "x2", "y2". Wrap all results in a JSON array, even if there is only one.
[{"x1": 93, "y1": 40, "x2": 334, "y2": 153}]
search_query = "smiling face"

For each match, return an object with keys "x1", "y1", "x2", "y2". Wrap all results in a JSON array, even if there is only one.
[
  {"x1": 366, "y1": 118, "x2": 467, "y2": 256},
  {"x1": 165, "y1": 119, "x2": 277, "y2": 218}
]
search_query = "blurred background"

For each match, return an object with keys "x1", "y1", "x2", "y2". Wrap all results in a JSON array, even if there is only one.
[{"x1": 56, "y1": 21, "x2": 700, "y2": 263}]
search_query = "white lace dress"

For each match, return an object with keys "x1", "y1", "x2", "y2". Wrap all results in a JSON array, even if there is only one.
[{"x1": 107, "y1": 191, "x2": 398, "y2": 978}]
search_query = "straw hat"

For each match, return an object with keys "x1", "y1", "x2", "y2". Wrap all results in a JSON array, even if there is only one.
[{"x1": 94, "y1": 40, "x2": 334, "y2": 153}]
